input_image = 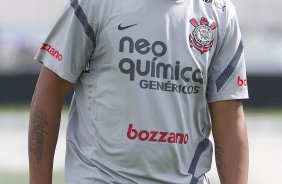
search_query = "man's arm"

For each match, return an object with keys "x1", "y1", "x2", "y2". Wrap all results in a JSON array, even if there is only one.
[
  {"x1": 209, "y1": 100, "x2": 249, "y2": 184},
  {"x1": 28, "y1": 66, "x2": 73, "y2": 184}
]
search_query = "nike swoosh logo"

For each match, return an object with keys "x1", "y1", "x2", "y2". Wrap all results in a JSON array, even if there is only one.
[{"x1": 118, "y1": 23, "x2": 138, "y2": 30}]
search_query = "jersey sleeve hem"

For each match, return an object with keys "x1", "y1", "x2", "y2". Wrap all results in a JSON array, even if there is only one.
[
  {"x1": 207, "y1": 92, "x2": 249, "y2": 103},
  {"x1": 34, "y1": 56, "x2": 77, "y2": 84}
]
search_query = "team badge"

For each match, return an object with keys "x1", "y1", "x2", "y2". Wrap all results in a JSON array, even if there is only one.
[{"x1": 189, "y1": 17, "x2": 217, "y2": 54}]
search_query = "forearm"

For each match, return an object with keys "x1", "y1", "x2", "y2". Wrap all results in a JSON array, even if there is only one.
[
  {"x1": 28, "y1": 90, "x2": 64, "y2": 184},
  {"x1": 210, "y1": 100, "x2": 249, "y2": 184},
  {"x1": 28, "y1": 66, "x2": 72, "y2": 184},
  {"x1": 213, "y1": 120, "x2": 249, "y2": 184}
]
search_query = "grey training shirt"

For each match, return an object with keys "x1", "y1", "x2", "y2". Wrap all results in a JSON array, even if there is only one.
[{"x1": 35, "y1": 0, "x2": 249, "y2": 183}]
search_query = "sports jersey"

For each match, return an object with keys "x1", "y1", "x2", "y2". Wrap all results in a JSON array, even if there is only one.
[{"x1": 34, "y1": 0, "x2": 248, "y2": 183}]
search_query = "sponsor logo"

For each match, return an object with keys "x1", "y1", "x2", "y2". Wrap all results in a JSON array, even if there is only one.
[
  {"x1": 127, "y1": 124, "x2": 189, "y2": 144},
  {"x1": 40, "y1": 43, "x2": 62, "y2": 61},
  {"x1": 237, "y1": 76, "x2": 247, "y2": 87},
  {"x1": 118, "y1": 36, "x2": 204, "y2": 95},
  {"x1": 189, "y1": 17, "x2": 217, "y2": 54},
  {"x1": 203, "y1": 0, "x2": 226, "y2": 11},
  {"x1": 118, "y1": 23, "x2": 138, "y2": 30}
]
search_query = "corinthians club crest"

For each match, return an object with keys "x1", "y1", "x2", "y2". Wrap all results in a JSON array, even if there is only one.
[{"x1": 189, "y1": 17, "x2": 217, "y2": 54}]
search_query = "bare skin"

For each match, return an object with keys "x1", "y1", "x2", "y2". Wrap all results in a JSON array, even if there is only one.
[
  {"x1": 28, "y1": 66, "x2": 72, "y2": 184},
  {"x1": 210, "y1": 100, "x2": 249, "y2": 184}
]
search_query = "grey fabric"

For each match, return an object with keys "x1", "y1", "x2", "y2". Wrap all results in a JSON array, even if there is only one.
[
  {"x1": 216, "y1": 41, "x2": 243, "y2": 91},
  {"x1": 34, "y1": 0, "x2": 248, "y2": 183}
]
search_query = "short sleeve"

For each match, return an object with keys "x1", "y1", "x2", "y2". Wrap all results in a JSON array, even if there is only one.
[
  {"x1": 206, "y1": 2, "x2": 249, "y2": 103},
  {"x1": 34, "y1": 0, "x2": 96, "y2": 83}
]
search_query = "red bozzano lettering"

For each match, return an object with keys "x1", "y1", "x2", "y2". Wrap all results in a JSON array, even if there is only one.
[
  {"x1": 158, "y1": 132, "x2": 167, "y2": 143},
  {"x1": 127, "y1": 124, "x2": 189, "y2": 144},
  {"x1": 40, "y1": 43, "x2": 63, "y2": 61},
  {"x1": 148, "y1": 131, "x2": 158, "y2": 142},
  {"x1": 237, "y1": 76, "x2": 247, "y2": 87}
]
